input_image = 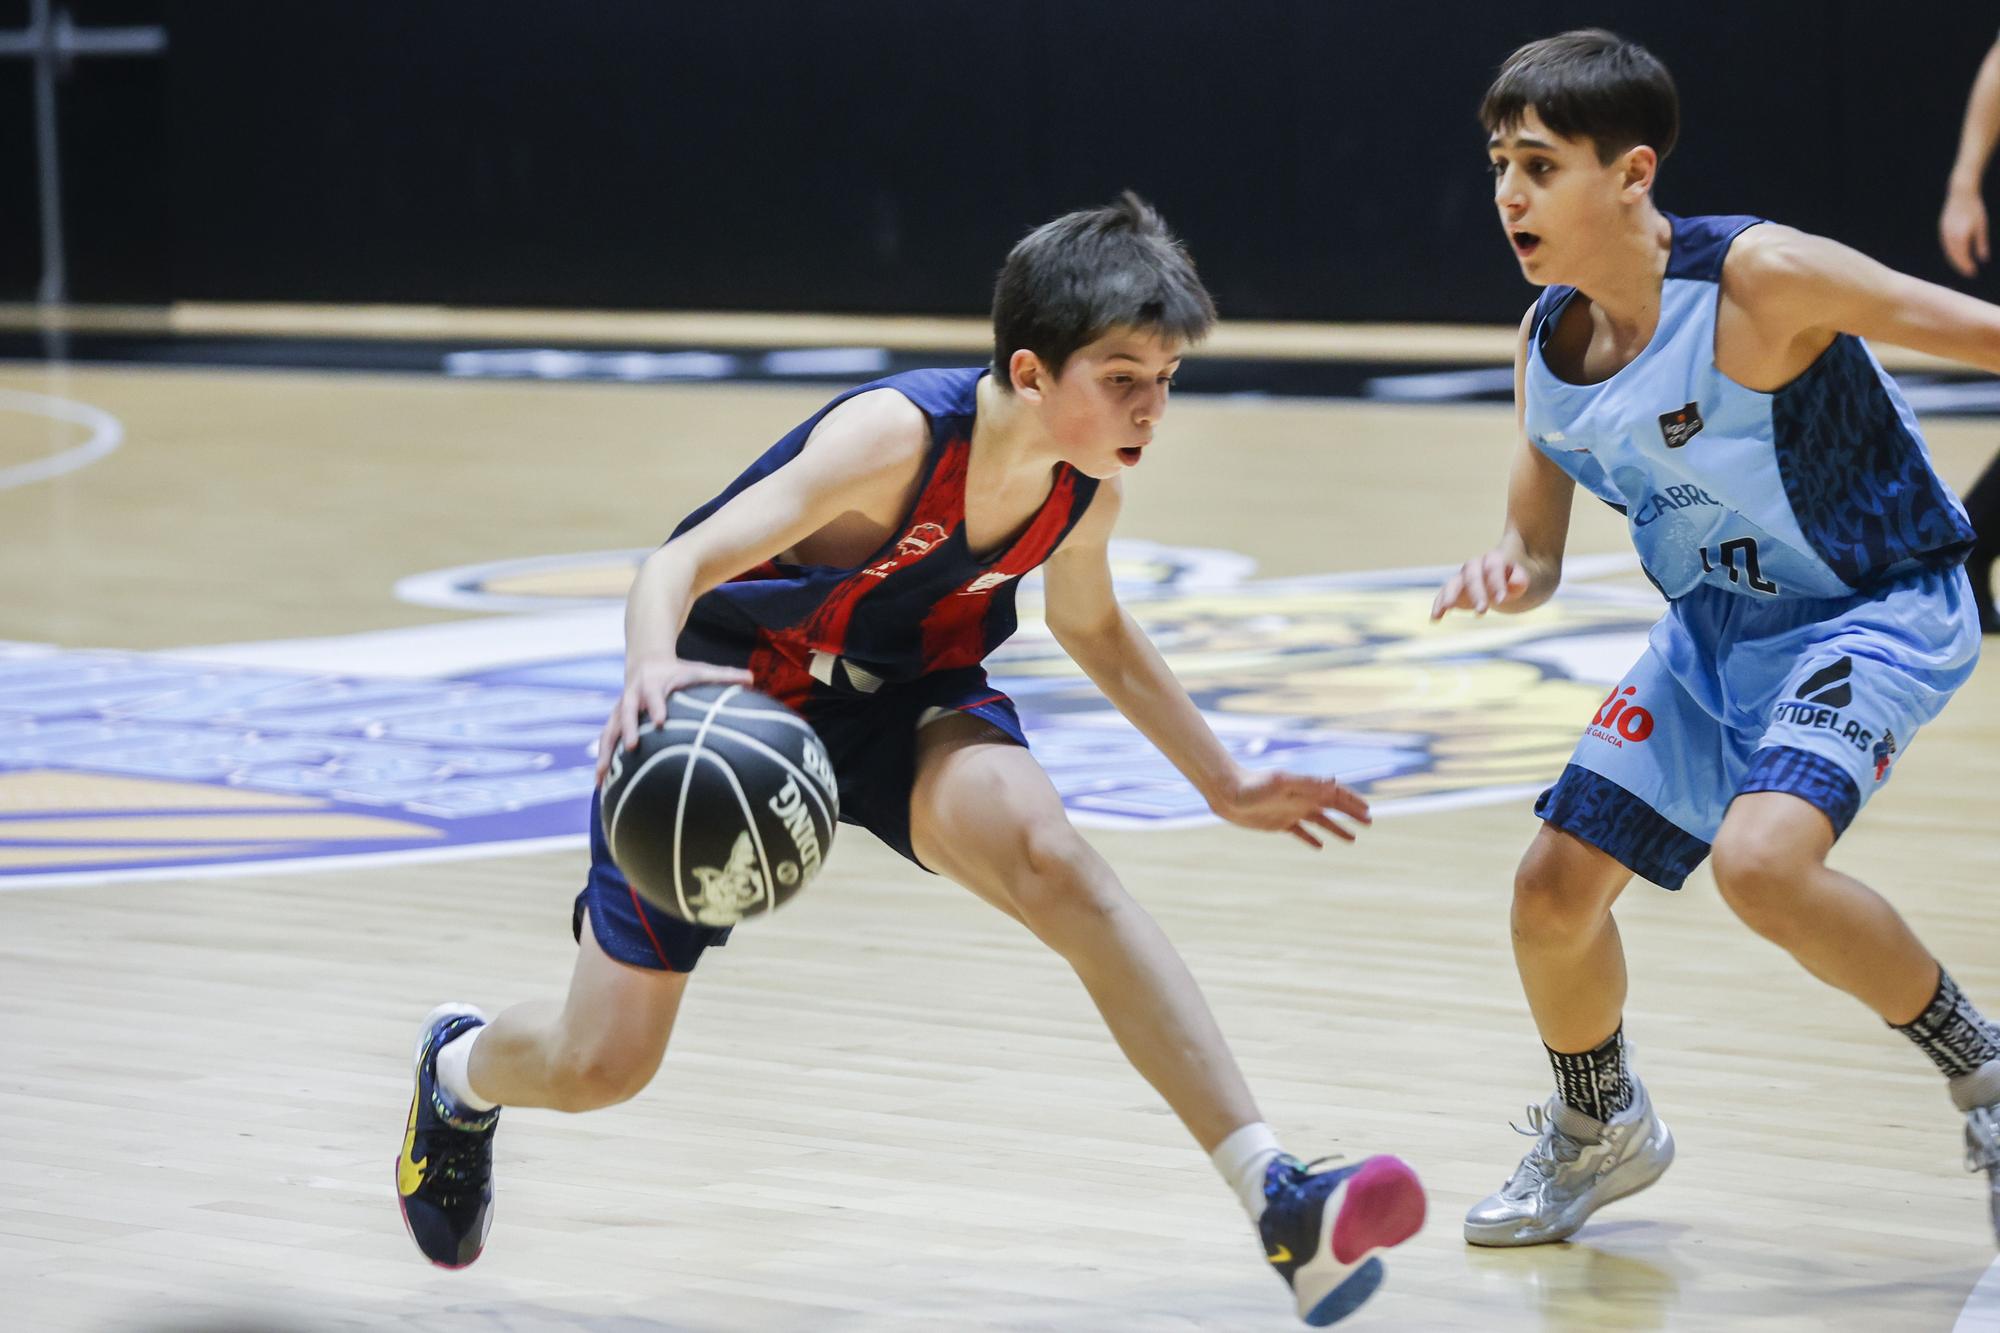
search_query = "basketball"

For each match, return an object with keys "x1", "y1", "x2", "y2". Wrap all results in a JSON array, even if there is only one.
[{"x1": 598, "y1": 684, "x2": 839, "y2": 926}]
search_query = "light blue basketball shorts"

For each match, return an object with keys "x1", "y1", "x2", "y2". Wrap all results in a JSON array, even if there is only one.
[{"x1": 1535, "y1": 566, "x2": 1981, "y2": 889}]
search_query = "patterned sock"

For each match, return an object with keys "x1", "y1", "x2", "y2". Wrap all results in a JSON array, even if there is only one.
[
  {"x1": 1892, "y1": 968, "x2": 2000, "y2": 1078},
  {"x1": 1547, "y1": 1027, "x2": 1635, "y2": 1124}
]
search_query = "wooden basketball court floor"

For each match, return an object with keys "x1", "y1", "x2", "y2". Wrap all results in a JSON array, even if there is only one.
[{"x1": 3, "y1": 318, "x2": 1999, "y2": 1332}]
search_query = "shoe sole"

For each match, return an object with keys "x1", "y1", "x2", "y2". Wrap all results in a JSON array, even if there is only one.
[
  {"x1": 1462, "y1": 1123, "x2": 1675, "y2": 1248},
  {"x1": 1300, "y1": 1155, "x2": 1428, "y2": 1327},
  {"x1": 395, "y1": 1003, "x2": 488, "y2": 1270}
]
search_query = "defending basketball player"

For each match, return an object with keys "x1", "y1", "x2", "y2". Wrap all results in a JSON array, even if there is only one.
[
  {"x1": 1433, "y1": 29, "x2": 2000, "y2": 1248},
  {"x1": 396, "y1": 194, "x2": 1426, "y2": 1326}
]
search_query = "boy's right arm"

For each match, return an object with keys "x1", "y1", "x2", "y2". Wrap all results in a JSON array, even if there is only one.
[
  {"x1": 1430, "y1": 307, "x2": 1576, "y2": 621},
  {"x1": 595, "y1": 390, "x2": 929, "y2": 778}
]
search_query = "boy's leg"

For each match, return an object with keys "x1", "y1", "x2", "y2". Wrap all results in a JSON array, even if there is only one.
[
  {"x1": 906, "y1": 713, "x2": 1424, "y2": 1324},
  {"x1": 1464, "y1": 821, "x2": 1676, "y2": 1247},
  {"x1": 1710, "y1": 792, "x2": 1939, "y2": 1022},
  {"x1": 398, "y1": 914, "x2": 690, "y2": 1269},
  {"x1": 398, "y1": 790, "x2": 720, "y2": 1269},
  {"x1": 463, "y1": 909, "x2": 691, "y2": 1112},
  {"x1": 1712, "y1": 787, "x2": 2000, "y2": 1243},
  {"x1": 1709, "y1": 571, "x2": 1998, "y2": 1240},
  {"x1": 907, "y1": 713, "x2": 1256, "y2": 1152},
  {"x1": 1466, "y1": 643, "x2": 1718, "y2": 1248},
  {"x1": 1513, "y1": 640, "x2": 1721, "y2": 1117},
  {"x1": 1718, "y1": 578, "x2": 1982, "y2": 1026},
  {"x1": 1510, "y1": 824, "x2": 1634, "y2": 1056},
  {"x1": 1711, "y1": 784, "x2": 2000, "y2": 1241}
]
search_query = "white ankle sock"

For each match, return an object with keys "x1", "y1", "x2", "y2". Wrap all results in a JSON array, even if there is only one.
[
  {"x1": 435, "y1": 1027, "x2": 499, "y2": 1112},
  {"x1": 1212, "y1": 1121, "x2": 1284, "y2": 1221}
]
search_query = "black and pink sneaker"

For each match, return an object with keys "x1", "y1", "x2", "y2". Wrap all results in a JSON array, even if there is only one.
[{"x1": 1259, "y1": 1154, "x2": 1426, "y2": 1326}]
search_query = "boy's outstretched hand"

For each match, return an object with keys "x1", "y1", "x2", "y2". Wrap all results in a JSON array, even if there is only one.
[{"x1": 1207, "y1": 767, "x2": 1373, "y2": 849}]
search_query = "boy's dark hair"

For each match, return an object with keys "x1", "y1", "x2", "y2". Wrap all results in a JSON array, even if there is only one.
[
  {"x1": 1480, "y1": 29, "x2": 1678, "y2": 165},
  {"x1": 991, "y1": 191, "x2": 1215, "y2": 386}
]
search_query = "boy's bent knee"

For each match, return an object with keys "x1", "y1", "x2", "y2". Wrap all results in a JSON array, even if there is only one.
[
  {"x1": 1710, "y1": 830, "x2": 1806, "y2": 943},
  {"x1": 1006, "y1": 822, "x2": 1124, "y2": 933},
  {"x1": 1511, "y1": 832, "x2": 1624, "y2": 946},
  {"x1": 546, "y1": 1040, "x2": 661, "y2": 1113}
]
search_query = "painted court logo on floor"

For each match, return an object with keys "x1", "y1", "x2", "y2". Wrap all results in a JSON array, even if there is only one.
[{"x1": 0, "y1": 544, "x2": 1658, "y2": 885}]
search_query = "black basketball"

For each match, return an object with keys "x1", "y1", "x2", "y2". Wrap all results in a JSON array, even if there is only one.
[{"x1": 599, "y1": 684, "x2": 839, "y2": 926}]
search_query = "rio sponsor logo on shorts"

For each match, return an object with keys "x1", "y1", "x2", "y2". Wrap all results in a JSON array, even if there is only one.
[
  {"x1": 1586, "y1": 685, "x2": 1655, "y2": 748},
  {"x1": 3, "y1": 542, "x2": 1659, "y2": 884}
]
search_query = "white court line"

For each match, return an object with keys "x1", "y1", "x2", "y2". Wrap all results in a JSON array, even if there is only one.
[
  {"x1": 0, "y1": 832, "x2": 589, "y2": 892},
  {"x1": 163, "y1": 605, "x2": 624, "y2": 676},
  {"x1": 1957, "y1": 1257, "x2": 2000, "y2": 1332},
  {"x1": 0, "y1": 388, "x2": 124, "y2": 489}
]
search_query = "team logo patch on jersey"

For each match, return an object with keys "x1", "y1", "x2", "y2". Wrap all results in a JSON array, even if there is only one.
[
  {"x1": 864, "y1": 522, "x2": 950, "y2": 579},
  {"x1": 3, "y1": 543, "x2": 1660, "y2": 884},
  {"x1": 1658, "y1": 402, "x2": 1704, "y2": 449}
]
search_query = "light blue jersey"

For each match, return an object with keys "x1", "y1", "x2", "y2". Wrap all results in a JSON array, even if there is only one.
[
  {"x1": 1524, "y1": 214, "x2": 1980, "y2": 889},
  {"x1": 1525, "y1": 213, "x2": 1974, "y2": 601}
]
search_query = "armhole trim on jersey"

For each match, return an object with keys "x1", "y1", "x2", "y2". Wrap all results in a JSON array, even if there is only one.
[
  {"x1": 1664, "y1": 213, "x2": 1765, "y2": 283},
  {"x1": 844, "y1": 392, "x2": 973, "y2": 570},
  {"x1": 1530, "y1": 285, "x2": 1580, "y2": 352}
]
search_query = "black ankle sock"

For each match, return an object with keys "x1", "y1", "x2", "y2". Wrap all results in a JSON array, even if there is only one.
[
  {"x1": 1547, "y1": 1027, "x2": 1635, "y2": 1123},
  {"x1": 1892, "y1": 969, "x2": 2000, "y2": 1078}
]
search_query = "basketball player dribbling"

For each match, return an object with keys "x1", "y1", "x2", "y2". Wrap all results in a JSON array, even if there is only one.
[
  {"x1": 396, "y1": 194, "x2": 1426, "y2": 1326},
  {"x1": 1434, "y1": 29, "x2": 2000, "y2": 1247}
]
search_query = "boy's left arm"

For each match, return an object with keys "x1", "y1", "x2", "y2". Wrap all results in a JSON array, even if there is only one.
[
  {"x1": 1732, "y1": 223, "x2": 2000, "y2": 375},
  {"x1": 1038, "y1": 477, "x2": 1370, "y2": 849}
]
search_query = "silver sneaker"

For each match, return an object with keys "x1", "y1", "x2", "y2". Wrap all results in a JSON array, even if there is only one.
[
  {"x1": 1950, "y1": 1061, "x2": 2000, "y2": 1246},
  {"x1": 1463, "y1": 1080, "x2": 1674, "y2": 1247}
]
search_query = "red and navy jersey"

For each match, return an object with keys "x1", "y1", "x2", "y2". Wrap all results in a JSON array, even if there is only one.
[{"x1": 675, "y1": 368, "x2": 1101, "y2": 706}]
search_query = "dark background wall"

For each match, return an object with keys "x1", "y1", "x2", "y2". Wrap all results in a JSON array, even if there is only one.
[{"x1": 4, "y1": 1, "x2": 1997, "y2": 322}]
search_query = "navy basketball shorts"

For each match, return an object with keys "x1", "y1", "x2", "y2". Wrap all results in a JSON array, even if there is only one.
[
  {"x1": 1535, "y1": 565, "x2": 1980, "y2": 889},
  {"x1": 574, "y1": 646, "x2": 1029, "y2": 973}
]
